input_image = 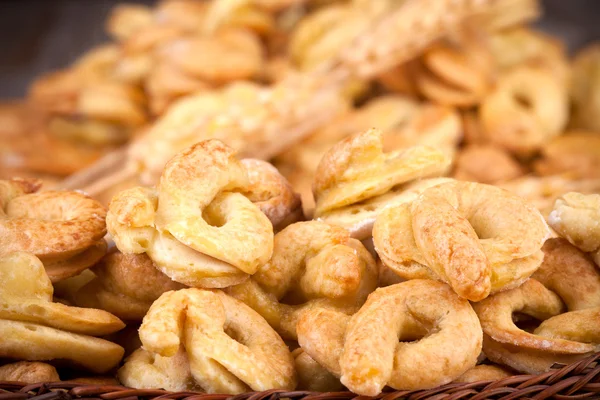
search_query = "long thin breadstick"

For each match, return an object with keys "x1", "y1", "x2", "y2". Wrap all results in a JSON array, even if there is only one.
[
  {"x1": 78, "y1": 166, "x2": 137, "y2": 198},
  {"x1": 59, "y1": 147, "x2": 128, "y2": 191},
  {"x1": 330, "y1": 0, "x2": 495, "y2": 79}
]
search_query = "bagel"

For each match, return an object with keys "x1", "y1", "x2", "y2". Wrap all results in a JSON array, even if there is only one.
[
  {"x1": 275, "y1": 99, "x2": 460, "y2": 220},
  {"x1": 275, "y1": 95, "x2": 419, "y2": 183},
  {"x1": 30, "y1": 65, "x2": 147, "y2": 146},
  {"x1": 106, "y1": 4, "x2": 153, "y2": 41},
  {"x1": 288, "y1": 2, "x2": 371, "y2": 71},
  {"x1": 147, "y1": 28, "x2": 265, "y2": 113},
  {"x1": 160, "y1": 29, "x2": 264, "y2": 82},
  {"x1": 533, "y1": 308, "x2": 600, "y2": 343}
]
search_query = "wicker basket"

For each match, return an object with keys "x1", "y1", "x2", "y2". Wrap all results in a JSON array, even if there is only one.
[{"x1": 2, "y1": 353, "x2": 600, "y2": 400}]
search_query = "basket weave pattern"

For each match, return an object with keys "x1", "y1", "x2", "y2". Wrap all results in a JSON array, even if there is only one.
[{"x1": 1, "y1": 354, "x2": 600, "y2": 400}]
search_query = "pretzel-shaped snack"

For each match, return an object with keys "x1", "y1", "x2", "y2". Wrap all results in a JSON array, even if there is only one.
[
  {"x1": 374, "y1": 180, "x2": 549, "y2": 301},
  {"x1": 473, "y1": 279, "x2": 600, "y2": 374},
  {"x1": 0, "y1": 252, "x2": 125, "y2": 373},
  {"x1": 297, "y1": 280, "x2": 482, "y2": 395},
  {"x1": 0, "y1": 178, "x2": 108, "y2": 282},
  {"x1": 226, "y1": 220, "x2": 378, "y2": 339},
  {"x1": 74, "y1": 252, "x2": 186, "y2": 321},
  {"x1": 121, "y1": 288, "x2": 296, "y2": 393},
  {"x1": 107, "y1": 140, "x2": 274, "y2": 288},
  {"x1": 313, "y1": 128, "x2": 450, "y2": 239},
  {"x1": 548, "y1": 192, "x2": 600, "y2": 266}
]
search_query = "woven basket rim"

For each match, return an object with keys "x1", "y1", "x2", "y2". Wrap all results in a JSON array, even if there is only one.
[{"x1": 1, "y1": 352, "x2": 600, "y2": 400}]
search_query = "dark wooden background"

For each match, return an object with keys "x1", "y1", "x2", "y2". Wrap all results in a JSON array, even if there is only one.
[{"x1": 0, "y1": 0, "x2": 599, "y2": 100}]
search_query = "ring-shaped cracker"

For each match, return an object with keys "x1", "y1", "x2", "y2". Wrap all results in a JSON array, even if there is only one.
[
  {"x1": 480, "y1": 65, "x2": 568, "y2": 157},
  {"x1": 107, "y1": 140, "x2": 274, "y2": 287},
  {"x1": 473, "y1": 279, "x2": 600, "y2": 374},
  {"x1": 226, "y1": 221, "x2": 378, "y2": 340},
  {"x1": 0, "y1": 179, "x2": 107, "y2": 279},
  {"x1": 297, "y1": 280, "x2": 482, "y2": 396},
  {"x1": 374, "y1": 180, "x2": 549, "y2": 301},
  {"x1": 135, "y1": 289, "x2": 296, "y2": 394}
]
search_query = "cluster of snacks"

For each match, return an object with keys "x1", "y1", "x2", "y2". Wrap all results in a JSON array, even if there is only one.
[
  {"x1": 2, "y1": 130, "x2": 599, "y2": 394},
  {"x1": 3, "y1": 0, "x2": 505, "y2": 194},
  {"x1": 2, "y1": 0, "x2": 600, "y2": 395}
]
